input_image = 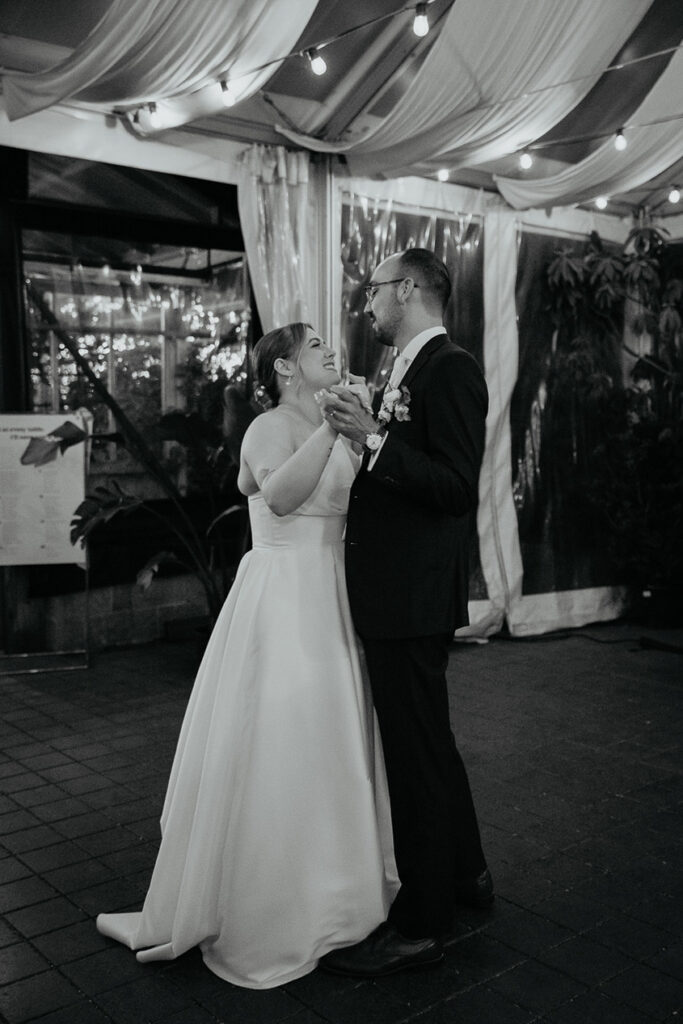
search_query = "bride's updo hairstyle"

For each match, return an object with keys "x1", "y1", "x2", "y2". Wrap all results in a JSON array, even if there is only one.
[{"x1": 252, "y1": 322, "x2": 311, "y2": 406}]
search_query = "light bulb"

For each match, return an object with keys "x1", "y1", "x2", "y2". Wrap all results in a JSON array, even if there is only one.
[
  {"x1": 148, "y1": 103, "x2": 162, "y2": 129},
  {"x1": 307, "y1": 49, "x2": 327, "y2": 76},
  {"x1": 595, "y1": 196, "x2": 608, "y2": 210},
  {"x1": 614, "y1": 129, "x2": 627, "y2": 151},
  {"x1": 668, "y1": 186, "x2": 681, "y2": 204},
  {"x1": 437, "y1": 168, "x2": 449, "y2": 182},
  {"x1": 413, "y1": 3, "x2": 429, "y2": 36},
  {"x1": 220, "y1": 80, "x2": 236, "y2": 107},
  {"x1": 519, "y1": 151, "x2": 533, "y2": 170}
]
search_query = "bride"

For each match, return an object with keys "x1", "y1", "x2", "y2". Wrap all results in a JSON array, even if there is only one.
[{"x1": 96, "y1": 322, "x2": 398, "y2": 989}]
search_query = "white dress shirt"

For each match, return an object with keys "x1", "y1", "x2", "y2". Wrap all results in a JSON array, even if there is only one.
[{"x1": 367, "y1": 326, "x2": 445, "y2": 470}]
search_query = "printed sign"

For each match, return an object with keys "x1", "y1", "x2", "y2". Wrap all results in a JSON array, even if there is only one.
[{"x1": 0, "y1": 414, "x2": 86, "y2": 566}]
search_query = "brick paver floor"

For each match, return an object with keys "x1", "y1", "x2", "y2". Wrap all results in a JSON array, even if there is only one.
[{"x1": 0, "y1": 620, "x2": 681, "y2": 1023}]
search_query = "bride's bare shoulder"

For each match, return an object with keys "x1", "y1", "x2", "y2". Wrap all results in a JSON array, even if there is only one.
[
  {"x1": 238, "y1": 409, "x2": 295, "y2": 495},
  {"x1": 241, "y1": 406, "x2": 296, "y2": 457},
  {"x1": 243, "y1": 406, "x2": 291, "y2": 440}
]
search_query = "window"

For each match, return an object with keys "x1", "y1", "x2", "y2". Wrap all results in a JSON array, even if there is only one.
[
  {"x1": 25, "y1": 236, "x2": 250, "y2": 485},
  {"x1": 15, "y1": 153, "x2": 253, "y2": 498}
]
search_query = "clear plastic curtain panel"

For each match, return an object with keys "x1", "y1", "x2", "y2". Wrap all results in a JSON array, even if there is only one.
[
  {"x1": 508, "y1": 230, "x2": 626, "y2": 631},
  {"x1": 339, "y1": 189, "x2": 488, "y2": 607},
  {"x1": 339, "y1": 190, "x2": 484, "y2": 390}
]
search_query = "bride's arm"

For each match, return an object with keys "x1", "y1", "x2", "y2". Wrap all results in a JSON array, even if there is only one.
[{"x1": 239, "y1": 413, "x2": 339, "y2": 516}]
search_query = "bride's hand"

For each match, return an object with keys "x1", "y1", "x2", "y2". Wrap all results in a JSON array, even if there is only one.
[
  {"x1": 315, "y1": 390, "x2": 343, "y2": 428},
  {"x1": 314, "y1": 384, "x2": 377, "y2": 446},
  {"x1": 340, "y1": 374, "x2": 372, "y2": 414},
  {"x1": 315, "y1": 374, "x2": 371, "y2": 417}
]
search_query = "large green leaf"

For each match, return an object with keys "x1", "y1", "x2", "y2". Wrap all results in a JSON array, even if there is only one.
[
  {"x1": 70, "y1": 480, "x2": 143, "y2": 546},
  {"x1": 20, "y1": 421, "x2": 88, "y2": 467},
  {"x1": 206, "y1": 504, "x2": 247, "y2": 539},
  {"x1": 136, "y1": 551, "x2": 185, "y2": 590}
]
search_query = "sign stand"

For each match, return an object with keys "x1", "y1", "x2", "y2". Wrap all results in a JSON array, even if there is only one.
[
  {"x1": 0, "y1": 413, "x2": 90, "y2": 675},
  {"x1": 0, "y1": 563, "x2": 90, "y2": 675}
]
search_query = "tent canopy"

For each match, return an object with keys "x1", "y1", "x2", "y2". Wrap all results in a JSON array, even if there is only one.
[{"x1": 1, "y1": 0, "x2": 683, "y2": 217}]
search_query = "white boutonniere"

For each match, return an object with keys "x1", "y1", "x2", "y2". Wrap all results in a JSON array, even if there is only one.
[{"x1": 377, "y1": 384, "x2": 411, "y2": 426}]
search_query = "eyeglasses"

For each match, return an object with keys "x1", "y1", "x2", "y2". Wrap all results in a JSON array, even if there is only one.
[{"x1": 364, "y1": 278, "x2": 420, "y2": 302}]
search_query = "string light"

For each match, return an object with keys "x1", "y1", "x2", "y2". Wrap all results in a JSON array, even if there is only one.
[
  {"x1": 148, "y1": 102, "x2": 162, "y2": 129},
  {"x1": 123, "y1": 11, "x2": 682, "y2": 181},
  {"x1": 595, "y1": 196, "x2": 608, "y2": 209},
  {"x1": 413, "y1": 3, "x2": 429, "y2": 37},
  {"x1": 437, "y1": 168, "x2": 449, "y2": 182},
  {"x1": 306, "y1": 48, "x2": 327, "y2": 76},
  {"x1": 669, "y1": 186, "x2": 681, "y2": 204},
  {"x1": 220, "y1": 80, "x2": 236, "y2": 107}
]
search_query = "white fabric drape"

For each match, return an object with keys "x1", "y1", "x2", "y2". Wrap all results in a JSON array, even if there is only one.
[
  {"x1": 277, "y1": 0, "x2": 651, "y2": 180},
  {"x1": 496, "y1": 44, "x2": 683, "y2": 210},
  {"x1": 237, "y1": 145, "x2": 319, "y2": 334},
  {"x1": 458, "y1": 210, "x2": 521, "y2": 639},
  {"x1": 3, "y1": 0, "x2": 318, "y2": 128}
]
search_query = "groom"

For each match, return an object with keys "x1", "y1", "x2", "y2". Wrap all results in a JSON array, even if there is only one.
[{"x1": 319, "y1": 247, "x2": 491, "y2": 976}]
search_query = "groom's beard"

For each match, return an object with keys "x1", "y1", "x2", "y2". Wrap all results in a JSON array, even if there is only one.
[{"x1": 370, "y1": 316, "x2": 399, "y2": 349}]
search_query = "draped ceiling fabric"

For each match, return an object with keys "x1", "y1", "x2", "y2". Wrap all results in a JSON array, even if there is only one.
[
  {"x1": 277, "y1": 0, "x2": 652, "y2": 179},
  {"x1": 496, "y1": 45, "x2": 683, "y2": 210},
  {"x1": 2, "y1": 0, "x2": 318, "y2": 127}
]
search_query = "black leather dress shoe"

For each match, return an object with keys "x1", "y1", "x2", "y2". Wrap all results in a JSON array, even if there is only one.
[
  {"x1": 454, "y1": 867, "x2": 494, "y2": 908},
  {"x1": 319, "y1": 922, "x2": 444, "y2": 977}
]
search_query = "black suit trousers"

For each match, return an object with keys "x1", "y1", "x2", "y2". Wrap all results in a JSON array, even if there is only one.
[{"x1": 361, "y1": 634, "x2": 486, "y2": 939}]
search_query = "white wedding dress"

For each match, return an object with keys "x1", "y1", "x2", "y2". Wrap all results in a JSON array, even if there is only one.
[{"x1": 97, "y1": 437, "x2": 398, "y2": 989}]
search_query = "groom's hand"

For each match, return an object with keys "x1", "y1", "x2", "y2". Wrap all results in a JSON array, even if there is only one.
[
  {"x1": 315, "y1": 387, "x2": 377, "y2": 446},
  {"x1": 344, "y1": 374, "x2": 373, "y2": 414}
]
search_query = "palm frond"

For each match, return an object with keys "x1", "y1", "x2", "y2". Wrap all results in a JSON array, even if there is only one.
[
  {"x1": 70, "y1": 481, "x2": 143, "y2": 546},
  {"x1": 20, "y1": 421, "x2": 88, "y2": 467}
]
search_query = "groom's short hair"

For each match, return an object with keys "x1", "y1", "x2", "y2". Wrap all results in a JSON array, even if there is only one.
[{"x1": 398, "y1": 248, "x2": 452, "y2": 314}]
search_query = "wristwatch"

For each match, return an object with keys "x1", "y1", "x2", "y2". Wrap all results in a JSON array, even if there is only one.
[{"x1": 363, "y1": 431, "x2": 384, "y2": 453}]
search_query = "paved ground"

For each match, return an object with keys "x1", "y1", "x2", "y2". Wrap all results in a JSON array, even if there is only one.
[{"x1": 0, "y1": 620, "x2": 681, "y2": 1024}]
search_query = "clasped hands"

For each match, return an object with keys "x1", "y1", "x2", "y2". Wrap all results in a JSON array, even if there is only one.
[{"x1": 315, "y1": 374, "x2": 378, "y2": 446}]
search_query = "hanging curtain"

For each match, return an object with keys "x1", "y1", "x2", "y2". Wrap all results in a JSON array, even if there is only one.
[
  {"x1": 339, "y1": 184, "x2": 484, "y2": 387},
  {"x1": 496, "y1": 44, "x2": 683, "y2": 210},
  {"x1": 237, "y1": 145, "x2": 318, "y2": 334},
  {"x1": 2, "y1": 0, "x2": 318, "y2": 129},
  {"x1": 277, "y1": 0, "x2": 651, "y2": 179},
  {"x1": 468, "y1": 210, "x2": 522, "y2": 638}
]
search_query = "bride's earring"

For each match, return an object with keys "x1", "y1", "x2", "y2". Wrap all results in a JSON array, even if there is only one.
[{"x1": 285, "y1": 376, "x2": 292, "y2": 387}]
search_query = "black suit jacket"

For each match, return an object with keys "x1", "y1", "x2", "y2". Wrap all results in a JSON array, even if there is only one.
[{"x1": 345, "y1": 334, "x2": 488, "y2": 640}]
